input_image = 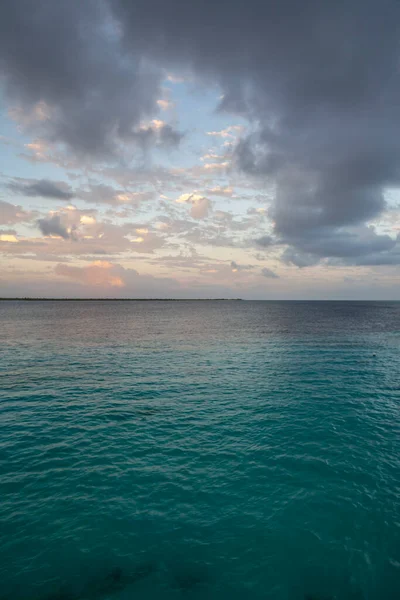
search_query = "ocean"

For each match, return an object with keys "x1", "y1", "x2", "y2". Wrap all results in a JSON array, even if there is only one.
[{"x1": 0, "y1": 300, "x2": 399, "y2": 600}]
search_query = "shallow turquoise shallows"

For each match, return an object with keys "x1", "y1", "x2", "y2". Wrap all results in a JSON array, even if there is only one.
[{"x1": 1, "y1": 300, "x2": 399, "y2": 600}]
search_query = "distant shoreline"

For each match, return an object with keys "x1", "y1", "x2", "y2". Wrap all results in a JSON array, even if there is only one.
[
  {"x1": 0, "y1": 298, "x2": 397, "y2": 302},
  {"x1": 0, "y1": 298, "x2": 244, "y2": 302}
]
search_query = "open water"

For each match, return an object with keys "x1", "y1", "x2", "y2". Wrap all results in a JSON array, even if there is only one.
[{"x1": 0, "y1": 300, "x2": 399, "y2": 599}]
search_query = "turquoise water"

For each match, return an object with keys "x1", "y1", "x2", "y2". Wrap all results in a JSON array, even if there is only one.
[{"x1": 0, "y1": 300, "x2": 399, "y2": 600}]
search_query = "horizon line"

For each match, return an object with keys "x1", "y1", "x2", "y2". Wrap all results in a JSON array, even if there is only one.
[{"x1": 0, "y1": 298, "x2": 398, "y2": 302}]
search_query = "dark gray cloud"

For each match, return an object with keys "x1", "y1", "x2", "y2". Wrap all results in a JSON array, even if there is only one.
[
  {"x1": 131, "y1": 122, "x2": 184, "y2": 150},
  {"x1": 158, "y1": 124, "x2": 184, "y2": 148},
  {"x1": 281, "y1": 225, "x2": 399, "y2": 267},
  {"x1": 280, "y1": 249, "x2": 320, "y2": 269},
  {"x1": 37, "y1": 215, "x2": 70, "y2": 239},
  {"x1": 2, "y1": 0, "x2": 400, "y2": 266},
  {"x1": 256, "y1": 235, "x2": 274, "y2": 248},
  {"x1": 110, "y1": 0, "x2": 400, "y2": 264},
  {"x1": 261, "y1": 267, "x2": 279, "y2": 279},
  {"x1": 8, "y1": 178, "x2": 74, "y2": 200},
  {"x1": 0, "y1": 0, "x2": 160, "y2": 157}
]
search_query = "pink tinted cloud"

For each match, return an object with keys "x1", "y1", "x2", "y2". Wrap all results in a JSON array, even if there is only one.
[{"x1": 55, "y1": 261, "x2": 125, "y2": 288}]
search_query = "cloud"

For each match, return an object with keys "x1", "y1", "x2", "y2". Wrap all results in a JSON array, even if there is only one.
[
  {"x1": 202, "y1": 162, "x2": 230, "y2": 172},
  {"x1": 280, "y1": 248, "x2": 319, "y2": 269},
  {"x1": 176, "y1": 193, "x2": 212, "y2": 219},
  {"x1": 166, "y1": 73, "x2": 186, "y2": 84},
  {"x1": 0, "y1": 230, "x2": 18, "y2": 243},
  {"x1": 132, "y1": 120, "x2": 184, "y2": 149},
  {"x1": 206, "y1": 125, "x2": 244, "y2": 139},
  {"x1": 3, "y1": 0, "x2": 400, "y2": 279},
  {"x1": 158, "y1": 123, "x2": 184, "y2": 147},
  {"x1": 247, "y1": 207, "x2": 267, "y2": 215},
  {"x1": 0, "y1": 0, "x2": 161, "y2": 158},
  {"x1": 208, "y1": 186, "x2": 234, "y2": 197},
  {"x1": 281, "y1": 225, "x2": 399, "y2": 266},
  {"x1": 157, "y1": 98, "x2": 174, "y2": 111},
  {"x1": 8, "y1": 178, "x2": 74, "y2": 200},
  {"x1": 256, "y1": 235, "x2": 274, "y2": 248},
  {"x1": 190, "y1": 197, "x2": 211, "y2": 219},
  {"x1": 261, "y1": 267, "x2": 279, "y2": 278},
  {"x1": 37, "y1": 215, "x2": 71, "y2": 239},
  {"x1": 230, "y1": 260, "x2": 254, "y2": 272},
  {"x1": 9, "y1": 101, "x2": 52, "y2": 126},
  {"x1": 1, "y1": 203, "x2": 167, "y2": 260},
  {"x1": 0, "y1": 200, "x2": 33, "y2": 225},
  {"x1": 55, "y1": 261, "x2": 125, "y2": 288},
  {"x1": 53, "y1": 260, "x2": 185, "y2": 296},
  {"x1": 110, "y1": 0, "x2": 400, "y2": 265},
  {"x1": 76, "y1": 183, "x2": 155, "y2": 207},
  {"x1": 101, "y1": 164, "x2": 183, "y2": 188}
]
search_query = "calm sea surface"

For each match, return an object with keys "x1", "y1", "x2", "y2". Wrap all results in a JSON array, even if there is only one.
[{"x1": 0, "y1": 300, "x2": 399, "y2": 600}]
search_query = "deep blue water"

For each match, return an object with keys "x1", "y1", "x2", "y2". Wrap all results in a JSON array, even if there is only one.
[{"x1": 0, "y1": 300, "x2": 399, "y2": 600}]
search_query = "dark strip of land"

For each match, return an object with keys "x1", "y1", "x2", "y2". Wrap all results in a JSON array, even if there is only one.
[{"x1": 0, "y1": 297, "x2": 243, "y2": 301}]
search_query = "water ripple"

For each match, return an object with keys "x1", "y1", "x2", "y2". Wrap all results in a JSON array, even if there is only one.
[{"x1": 0, "y1": 301, "x2": 399, "y2": 599}]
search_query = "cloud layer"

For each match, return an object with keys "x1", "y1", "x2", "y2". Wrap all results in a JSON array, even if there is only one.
[
  {"x1": 1, "y1": 0, "x2": 400, "y2": 298},
  {"x1": 111, "y1": 0, "x2": 400, "y2": 264}
]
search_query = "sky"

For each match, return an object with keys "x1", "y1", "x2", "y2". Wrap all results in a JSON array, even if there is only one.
[{"x1": 0, "y1": 0, "x2": 400, "y2": 299}]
